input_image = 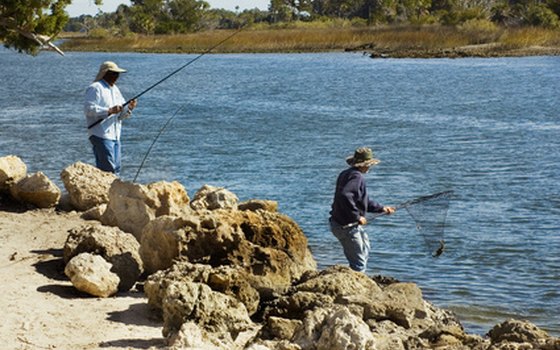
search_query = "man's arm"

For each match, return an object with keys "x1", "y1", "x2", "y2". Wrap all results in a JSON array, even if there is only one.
[{"x1": 84, "y1": 85, "x2": 110, "y2": 119}]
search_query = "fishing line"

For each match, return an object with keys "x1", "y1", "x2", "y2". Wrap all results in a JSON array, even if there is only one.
[
  {"x1": 88, "y1": 26, "x2": 245, "y2": 130},
  {"x1": 132, "y1": 105, "x2": 186, "y2": 182}
]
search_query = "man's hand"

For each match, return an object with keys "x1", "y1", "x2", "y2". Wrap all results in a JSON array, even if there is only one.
[
  {"x1": 383, "y1": 206, "x2": 396, "y2": 215},
  {"x1": 358, "y1": 216, "x2": 367, "y2": 225},
  {"x1": 128, "y1": 99, "x2": 137, "y2": 111},
  {"x1": 108, "y1": 105, "x2": 123, "y2": 115}
]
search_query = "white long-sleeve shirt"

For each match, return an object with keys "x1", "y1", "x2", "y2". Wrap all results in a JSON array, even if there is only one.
[{"x1": 84, "y1": 80, "x2": 131, "y2": 140}]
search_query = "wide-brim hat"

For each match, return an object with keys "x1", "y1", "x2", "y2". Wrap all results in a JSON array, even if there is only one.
[
  {"x1": 346, "y1": 147, "x2": 380, "y2": 167},
  {"x1": 94, "y1": 61, "x2": 127, "y2": 81}
]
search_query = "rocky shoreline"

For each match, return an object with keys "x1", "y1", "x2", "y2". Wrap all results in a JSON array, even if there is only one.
[
  {"x1": 346, "y1": 43, "x2": 560, "y2": 59},
  {"x1": 1, "y1": 154, "x2": 559, "y2": 350}
]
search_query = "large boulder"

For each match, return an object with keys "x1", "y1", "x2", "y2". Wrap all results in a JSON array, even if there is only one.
[
  {"x1": 292, "y1": 305, "x2": 376, "y2": 350},
  {"x1": 140, "y1": 208, "x2": 316, "y2": 291},
  {"x1": 488, "y1": 319, "x2": 551, "y2": 344},
  {"x1": 100, "y1": 179, "x2": 190, "y2": 240},
  {"x1": 64, "y1": 223, "x2": 143, "y2": 291},
  {"x1": 160, "y1": 279, "x2": 254, "y2": 341},
  {"x1": 263, "y1": 266, "x2": 382, "y2": 321},
  {"x1": 0, "y1": 155, "x2": 27, "y2": 192},
  {"x1": 60, "y1": 161, "x2": 117, "y2": 211},
  {"x1": 64, "y1": 252, "x2": 120, "y2": 298},
  {"x1": 10, "y1": 172, "x2": 61, "y2": 208},
  {"x1": 145, "y1": 261, "x2": 260, "y2": 317},
  {"x1": 139, "y1": 215, "x2": 200, "y2": 275}
]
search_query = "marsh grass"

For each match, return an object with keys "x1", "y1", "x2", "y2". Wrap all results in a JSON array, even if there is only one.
[
  {"x1": 60, "y1": 25, "x2": 560, "y2": 55},
  {"x1": 499, "y1": 27, "x2": 560, "y2": 48}
]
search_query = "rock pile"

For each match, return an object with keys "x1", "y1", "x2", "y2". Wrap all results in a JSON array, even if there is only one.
[
  {"x1": 1, "y1": 155, "x2": 559, "y2": 350},
  {"x1": 0, "y1": 155, "x2": 60, "y2": 208}
]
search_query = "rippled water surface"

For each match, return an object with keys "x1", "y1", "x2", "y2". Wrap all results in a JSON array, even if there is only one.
[{"x1": 1, "y1": 48, "x2": 558, "y2": 336}]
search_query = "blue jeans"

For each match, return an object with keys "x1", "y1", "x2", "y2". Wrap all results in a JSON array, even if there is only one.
[
  {"x1": 89, "y1": 135, "x2": 121, "y2": 176},
  {"x1": 330, "y1": 219, "x2": 370, "y2": 273}
]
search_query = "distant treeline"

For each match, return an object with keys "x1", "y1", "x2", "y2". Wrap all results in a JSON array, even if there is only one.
[{"x1": 65, "y1": 0, "x2": 560, "y2": 37}]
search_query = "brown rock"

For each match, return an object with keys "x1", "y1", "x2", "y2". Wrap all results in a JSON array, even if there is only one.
[
  {"x1": 64, "y1": 223, "x2": 143, "y2": 291},
  {"x1": 101, "y1": 179, "x2": 190, "y2": 240},
  {"x1": 10, "y1": 171, "x2": 61, "y2": 208},
  {"x1": 64, "y1": 252, "x2": 119, "y2": 298},
  {"x1": 60, "y1": 161, "x2": 117, "y2": 211},
  {"x1": 0, "y1": 155, "x2": 27, "y2": 192},
  {"x1": 239, "y1": 199, "x2": 278, "y2": 212},
  {"x1": 488, "y1": 319, "x2": 551, "y2": 344}
]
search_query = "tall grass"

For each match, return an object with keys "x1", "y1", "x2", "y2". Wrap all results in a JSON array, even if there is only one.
[
  {"x1": 60, "y1": 25, "x2": 560, "y2": 55},
  {"x1": 500, "y1": 27, "x2": 560, "y2": 48}
]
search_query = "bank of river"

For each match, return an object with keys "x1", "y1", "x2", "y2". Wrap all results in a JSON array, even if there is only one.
[{"x1": 59, "y1": 26, "x2": 560, "y2": 58}]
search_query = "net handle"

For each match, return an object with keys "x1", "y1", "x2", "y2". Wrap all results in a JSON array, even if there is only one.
[
  {"x1": 371, "y1": 190, "x2": 453, "y2": 219},
  {"x1": 342, "y1": 190, "x2": 453, "y2": 228}
]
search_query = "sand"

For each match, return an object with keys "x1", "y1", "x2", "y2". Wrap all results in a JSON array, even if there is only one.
[{"x1": 0, "y1": 205, "x2": 165, "y2": 350}]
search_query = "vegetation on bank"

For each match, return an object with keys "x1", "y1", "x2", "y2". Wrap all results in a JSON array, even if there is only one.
[
  {"x1": 3, "y1": 0, "x2": 560, "y2": 56},
  {"x1": 60, "y1": 23, "x2": 560, "y2": 57}
]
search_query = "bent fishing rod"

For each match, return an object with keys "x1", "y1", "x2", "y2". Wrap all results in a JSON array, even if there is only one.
[{"x1": 87, "y1": 26, "x2": 245, "y2": 130}]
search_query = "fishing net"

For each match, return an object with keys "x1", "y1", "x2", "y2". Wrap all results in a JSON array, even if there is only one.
[
  {"x1": 398, "y1": 190, "x2": 454, "y2": 257},
  {"x1": 365, "y1": 190, "x2": 453, "y2": 256}
]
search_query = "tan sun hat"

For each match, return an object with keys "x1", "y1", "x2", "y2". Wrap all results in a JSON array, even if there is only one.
[
  {"x1": 94, "y1": 61, "x2": 127, "y2": 81},
  {"x1": 346, "y1": 147, "x2": 380, "y2": 167}
]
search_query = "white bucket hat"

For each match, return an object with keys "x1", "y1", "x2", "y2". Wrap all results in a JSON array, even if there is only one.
[{"x1": 94, "y1": 61, "x2": 127, "y2": 81}]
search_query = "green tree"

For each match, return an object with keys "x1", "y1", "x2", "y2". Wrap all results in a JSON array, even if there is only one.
[
  {"x1": 164, "y1": 0, "x2": 210, "y2": 32},
  {"x1": 398, "y1": 0, "x2": 432, "y2": 21},
  {"x1": 0, "y1": 0, "x2": 73, "y2": 55},
  {"x1": 312, "y1": 0, "x2": 368, "y2": 19},
  {"x1": 522, "y1": 1, "x2": 559, "y2": 27},
  {"x1": 128, "y1": 0, "x2": 209, "y2": 34},
  {"x1": 269, "y1": 0, "x2": 295, "y2": 22}
]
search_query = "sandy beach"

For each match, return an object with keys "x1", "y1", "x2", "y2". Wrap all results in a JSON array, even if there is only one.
[{"x1": 0, "y1": 205, "x2": 165, "y2": 350}]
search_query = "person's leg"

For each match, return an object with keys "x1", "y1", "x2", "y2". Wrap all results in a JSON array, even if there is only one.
[
  {"x1": 330, "y1": 221, "x2": 370, "y2": 273},
  {"x1": 113, "y1": 140, "x2": 121, "y2": 176},
  {"x1": 89, "y1": 135, "x2": 118, "y2": 174}
]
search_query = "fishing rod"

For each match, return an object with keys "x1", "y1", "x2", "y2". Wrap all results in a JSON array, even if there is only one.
[
  {"x1": 88, "y1": 26, "x2": 245, "y2": 130},
  {"x1": 131, "y1": 25, "x2": 247, "y2": 182}
]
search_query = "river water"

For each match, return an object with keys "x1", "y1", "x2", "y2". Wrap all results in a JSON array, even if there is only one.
[{"x1": 0, "y1": 48, "x2": 558, "y2": 336}]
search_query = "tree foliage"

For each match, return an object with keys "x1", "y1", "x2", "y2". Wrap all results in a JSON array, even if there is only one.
[
  {"x1": 1, "y1": 0, "x2": 73, "y2": 54},
  {"x1": 59, "y1": 0, "x2": 560, "y2": 36}
]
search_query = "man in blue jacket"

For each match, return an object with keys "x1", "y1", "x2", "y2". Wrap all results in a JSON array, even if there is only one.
[
  {"x1": 84, "y1": 61, "x2": 137, "y2": 176},
  {"x1": 330, "y1": 147, "x2": 395, "y2": 273}
]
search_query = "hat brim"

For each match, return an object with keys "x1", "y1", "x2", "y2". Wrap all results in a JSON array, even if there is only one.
[
  {"x1": 94, "y1": 67, "x2": 127, "y2": 81},
  {"x1": 346, "y1": 157, "x2": 380, "y2": 167},
  {"x1": 108, "y1": 67, "x2": 127, "y2": 73}
]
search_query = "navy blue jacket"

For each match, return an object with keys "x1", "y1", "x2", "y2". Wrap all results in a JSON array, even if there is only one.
[{"x1": 330, "y1": 167, "x2": 384, "y2": 226}]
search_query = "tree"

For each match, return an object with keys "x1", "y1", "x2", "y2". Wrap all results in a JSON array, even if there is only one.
[
  {"x1": 165, "y1": 0, "x2": 210, "y2": 32},
  {"x1": 1, "y1": 0, "x2": 74, "y2": 55},
  {"x1": 269, "y1": 0, "x2": 295, "y2": 22}
]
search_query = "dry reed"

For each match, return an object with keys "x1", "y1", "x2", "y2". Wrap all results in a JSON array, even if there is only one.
[{"x1": 60, "y1": 25, "x2": 560, "y2": 55}]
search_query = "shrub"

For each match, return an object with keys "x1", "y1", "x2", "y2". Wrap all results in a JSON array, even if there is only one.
[
  {"x1": 458, "y1": 19, "x2": 501, "y2": 44},
  {"x1": 88, "y1": 28, "x2": 110, "y2": 39},
  {"x1": 523, "y1": 3, "x2": 559, "y2": 28}
]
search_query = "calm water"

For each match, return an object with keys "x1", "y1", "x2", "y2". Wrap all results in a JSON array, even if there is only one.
[{"x1": 1, "y1": 48, "x2": 558, "y2": 336}]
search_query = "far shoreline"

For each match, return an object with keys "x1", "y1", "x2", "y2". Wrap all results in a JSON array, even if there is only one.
[{"x1": 59, "y1": 25, "x2": 560, "y2": 59}]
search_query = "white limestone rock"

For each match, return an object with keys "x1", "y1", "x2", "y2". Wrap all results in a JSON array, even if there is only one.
[{"x1": 64, "y1": 252, "x2": 119, "y2": 298}]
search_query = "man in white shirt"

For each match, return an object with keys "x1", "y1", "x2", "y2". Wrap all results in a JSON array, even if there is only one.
[{"x1": 84, "y1": 61, "x2": 137, "y2": 176}]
